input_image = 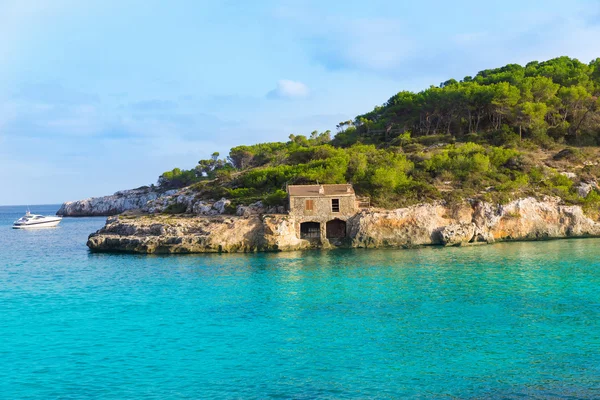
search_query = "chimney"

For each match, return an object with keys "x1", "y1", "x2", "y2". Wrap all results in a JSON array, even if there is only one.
[{"x1": 319, "y1": 185, "x2": 325, "y2": 195}]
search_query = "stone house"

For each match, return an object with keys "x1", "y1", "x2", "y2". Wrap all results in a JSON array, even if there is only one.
[{"x1": 287, "y1": 184, "x2": 358, "y2": 241}]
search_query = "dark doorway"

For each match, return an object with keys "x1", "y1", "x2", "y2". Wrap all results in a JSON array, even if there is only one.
[
  {"x1": 326, "y1": 219, "x2": 346, "y2": 239},
  {"x1": 300, "y1": 222, "x2": 321, "y2": 239}
]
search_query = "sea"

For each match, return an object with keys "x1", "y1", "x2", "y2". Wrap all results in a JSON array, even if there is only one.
[{"x1": 1, "y1": 204, "x2": 599, "y2": 399}]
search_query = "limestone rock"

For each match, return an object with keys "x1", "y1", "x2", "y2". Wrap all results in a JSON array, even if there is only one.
[
  {"x1": 237, "y1": 201, "x2": 266, "y2": 217},
  {"x1": 140, "y1": 193, "x2": 234, "y2": 216},
  {"x1": 576, "y1": 181, "x2": 598, "y2": 198},
  {"x1": 560, "y1": 172, "x2": 577, "y2": 180},
  {"x1": 212, "y1": 198, "x2": 231, "y2": 214},
  {"x1": 439, "y1": 223, "x2": 476, "y2": 246},
  {"x1": 87, "y1": 214, "x2": 311, "y2": 254},
  {"x1": 192, "y1": 202, "x2": 212, "y2": 215},
  {"x1": 87, "y1": 197, "x2": 600, "y2": 254},
  {"x1": 350, "y1": 203, "x2": 455, "y2": 248},
  {"x1": 58, "y1": 187, "x2": 164, "y2": 216}
]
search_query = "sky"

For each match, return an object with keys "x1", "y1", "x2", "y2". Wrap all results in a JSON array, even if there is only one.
[{"x1": 1, "y1": 0, "x2": 600, "y2": 205}]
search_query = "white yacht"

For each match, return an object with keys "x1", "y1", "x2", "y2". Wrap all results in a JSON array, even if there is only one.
[{"x1": 13, "y1": 211, "x2": 62, "y2": 229}]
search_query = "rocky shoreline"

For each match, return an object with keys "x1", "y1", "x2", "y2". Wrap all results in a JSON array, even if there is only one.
[
  {"x1": 86, "y1": 197, "x2": 600, "y2": 254},
  {"x1": 57, "y1": 187, "x2": 285, "y2": 217},
  {"x1": 57, "y1": 187, "x2": 167, "y2": 216}
]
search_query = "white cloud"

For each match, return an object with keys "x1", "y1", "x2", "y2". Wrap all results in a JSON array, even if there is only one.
[{"x1": 267, "y1": 79, "x2": 310, "y2": 99}]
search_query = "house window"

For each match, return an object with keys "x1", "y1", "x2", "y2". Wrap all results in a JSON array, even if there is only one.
[
  {"x1": 305, "y1": 199, "x2": 314, "y2": 211},
  {"x1": 331, "y1": 199, "x2": 340, "y2": 213}
]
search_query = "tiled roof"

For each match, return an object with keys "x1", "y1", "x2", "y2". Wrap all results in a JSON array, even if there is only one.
[{"x1": 287, "y1": 184, "x2": 354, "y2": 197}]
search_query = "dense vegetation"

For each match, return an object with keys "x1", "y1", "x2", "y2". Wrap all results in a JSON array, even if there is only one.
[
  {"x1": 337, "y1": 56, "x2": 600, "y2": 147},
  {"x1": 157, "y1": 57, "x2": 600, "y2": 215}
]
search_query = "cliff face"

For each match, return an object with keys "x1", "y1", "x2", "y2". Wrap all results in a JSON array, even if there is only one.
[
  {"x1": 87, "y1": 197, "x2": 600, "y2": 254},
  {"x1": 350, "y1": 197, "x2": 600, "y2": 249}
]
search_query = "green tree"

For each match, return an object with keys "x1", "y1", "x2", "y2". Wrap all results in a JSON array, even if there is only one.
[
  {"x1": 520, "y1": 76, "x2": 559, "y2": 103},
  {"x1": 490, "y1": 82, "x2": 521, "y2": 129},
  {"x1": 516, "y1": 102, "x2": 548, "y2": 140},
  {"x1": 558, "y1": 86, "x2": 594, "y2": 137}
]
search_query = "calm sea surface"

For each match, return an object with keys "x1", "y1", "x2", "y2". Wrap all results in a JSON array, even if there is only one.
[{"x1": 1, "y1": 204, "x2": 600, "y2": 399}]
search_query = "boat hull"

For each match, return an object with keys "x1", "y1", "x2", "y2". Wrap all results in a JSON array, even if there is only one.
[{"x1": 12, "y1": 219, "x2": 62, "y2": 229}]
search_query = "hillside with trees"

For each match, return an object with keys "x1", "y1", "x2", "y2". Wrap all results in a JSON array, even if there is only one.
[
  {"x1": 157, "y1": 57, "x2": 600, "y2": 217},
  {"x1": 337, "y1": 56, "x2": 600, "y2": 146}
]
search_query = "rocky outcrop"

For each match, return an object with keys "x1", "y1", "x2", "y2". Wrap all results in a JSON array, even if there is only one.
[
  {"x1": 575, "y1": 181, "x2": 598, "y2": 198},
  {"x1": 58, "y1": 187, "x2": 171, "y2": 216},
  {"x1": 87, "y1": 214, "x2": 310, "y2": 253},
  {"x1": 236, "y1": 201, "x2": 286, "y2": 217},
  {"x1": 348, "y1": 203, "x2": 465, "y2": 248},
  {"x1": 475, "y1": 197, "x2": 600, "y2": 240},
  {"x1": 143, "y1": 194, "x2": 232, "y2": 215},
  {"x1": 438, "y1": 223, "x2": 478, "y2": 246},
  {"x1": 87, "y1": 197, "x2": 600, "y2": 254},
  {"x1": 58, "y1": 185, "x2": 240, "y2": 217}
]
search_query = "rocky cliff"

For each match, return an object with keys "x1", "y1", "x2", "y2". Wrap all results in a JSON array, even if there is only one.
[
  {"x1": 57, "y1": 188, "x2": 169, "y2": 216},
  {"x1": 87, "y1": 196, "x2": 600, "y2": 254},
  {"x1": 58, "y1": 186, "x2": 285, "y2": 217},
  {"x1": 87, "y1": 214, "x2": 308, "y2": 253}
]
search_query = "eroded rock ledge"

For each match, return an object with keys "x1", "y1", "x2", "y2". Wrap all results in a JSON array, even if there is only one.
[
  {"x1": 87, "y1": 214, "x2": 307, "y2": 253},
  {"x1": 87, "y1": 197, "x2": 600, "y2": 254}
]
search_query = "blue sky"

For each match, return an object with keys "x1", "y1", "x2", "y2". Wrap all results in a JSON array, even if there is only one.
[{"x1": 1, "y1": 0, "x2": 600, "y2": 205}]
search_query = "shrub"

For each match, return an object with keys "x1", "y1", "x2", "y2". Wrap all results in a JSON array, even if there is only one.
[
  {"x1": 158, "y1": 168, "x2": 200, "y2": 189},
  {"x1": 223, "y1": 203, "x2": 238, "y2": 215},
  {"x1": 497, "y1": 174, "x2": 529, "y2": 192},
  {"x1": 331, "y1": 127, "x2": 360, "y2": 147},
  {"x1": 163, "y1": 202, "x2": 188, "y2": 214},
  {"x1": 553, "y1": 148, "x2": 584, "y2": 162},
  {"x1": 549, "y1": 173, "x2": 574, "y2": 188},
  {"x1": 527, "y1": 167, "x2": 545, "y2": 184},
  {"x1": 486, "y1": 126, "x2": 520, "y2": 147},
  {"x1": 488, "y1": 147, "x2": 520, "y2": 168},
  {"x1": 425, "y1": 143, "x2": 490, "y2": 179},
  {"x1": 215, "y1": 168, "x2": 234, "y2": 182},
  {"x1": 530, "y1": 129, "x2": 556, "y2": 149},
  {"x1": 398, "y1": 181, "x2": 441, "y2": 202},
  {"x1": 414, "y1": 134, "x2": 454, "y2": 146},
  {"x1": 403, "y1": 143, "x2": 425, "y2": 153},
  {"x1": 263, "y1": 190, "x2": 288, "y2": 207},
  {"x1": 226, "y1": 188, "x2": 258, "y2": 198}
]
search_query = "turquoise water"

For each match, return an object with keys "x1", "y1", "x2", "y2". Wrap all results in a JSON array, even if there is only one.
[{"x1": 1, "y1": 205, "x2": 600, "y2": 398}]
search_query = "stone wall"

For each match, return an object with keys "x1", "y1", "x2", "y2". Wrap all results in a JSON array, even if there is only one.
[{"x1": 289, "y1": 194, "x2": 356, "y2": 238}]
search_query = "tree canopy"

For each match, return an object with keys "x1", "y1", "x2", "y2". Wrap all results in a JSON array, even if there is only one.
[
  {"x1": 335, "y1": 56, "x2": 600, "y2": 146},
  {"x1": 156, "y1": 57, "x2": 600, "y2": 214}
]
